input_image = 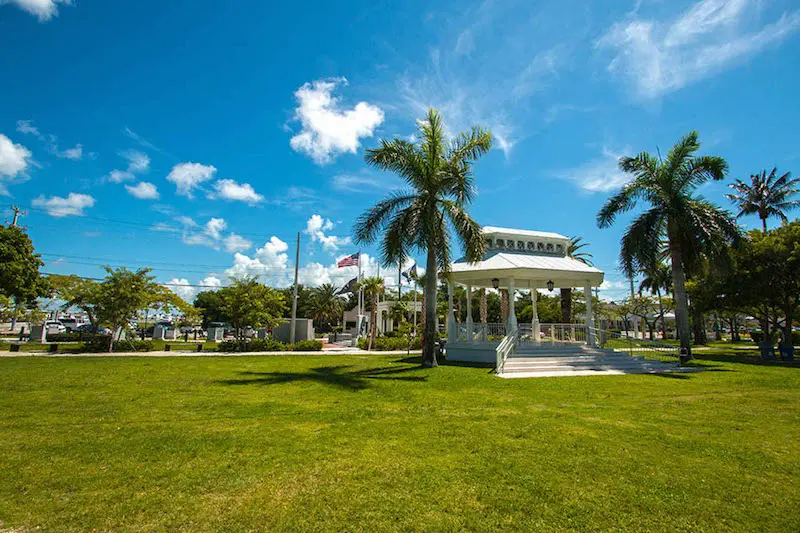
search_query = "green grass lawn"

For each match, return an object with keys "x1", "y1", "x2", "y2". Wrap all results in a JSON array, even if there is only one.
[{"x1": 1, "y1": 352, "x2": 798, "y2": 532}]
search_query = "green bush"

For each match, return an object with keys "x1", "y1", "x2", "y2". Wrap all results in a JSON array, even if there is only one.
[
  {"x1": 289, "y1": 340, "x2": 323, "y2": 351},
  {"x1": 357, "y1": 336, "x2": 421, "y2": 351},
  {"x1": 80, "y1": 337, "x2": 154, "y2": 353},
  {"x1": 749, "y1": 331, "x2": 800, "y2": 345},
  {"x1": 249, "y1": 338, "x2": 288, "y2": 352},
  {"x1": 47, "y1": 332, "x2": 101, "y2": 342}
]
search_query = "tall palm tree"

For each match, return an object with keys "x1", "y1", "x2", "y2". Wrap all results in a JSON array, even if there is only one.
[
  {"x1": 308, "y1": 283, "x2": 344, "y2": 332},
  {"x1": 639, "y1": 261, "x2": 672, "y2": 339},
  {"x1": 354, "y1": 108, "x2": 492, "y2": 367},
  {"x1": 597, "y1": 131, "x2": 742, "y2": 357},
  {"x1": 726, "y1": 168, "x2": 799, "y2": 232},
  {"x1": 358, "y1": 276, "x2": 385, "y2": 350},
  {"x1": 560, "y1": 236, "x2": 594, "y2": 323}
]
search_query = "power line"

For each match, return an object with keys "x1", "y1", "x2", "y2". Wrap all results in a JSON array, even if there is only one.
[
  {"x1": 38, "y1": 253, "x2": 235, "y2": 270},
  {"x1": 42, "y1": 272, "x2": 237, "y2": 290}
]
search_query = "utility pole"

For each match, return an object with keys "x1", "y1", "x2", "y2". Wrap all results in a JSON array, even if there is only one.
[
  {"x1": 289, "y1": 232, "x2": 300, "y2": 344},
  {"x1": 10, "y1": 205, "x2": 25, "y2": 227}
]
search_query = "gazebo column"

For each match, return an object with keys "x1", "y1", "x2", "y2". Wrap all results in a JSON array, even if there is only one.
[
  {"x1": 530, "y1": 281, "x2": 540, "y2": 343},
  {"x1": 447, "y1": 281, "x2": 456, "y2": 344},
  {"x1": 507, "y1": 278, "x2": 518, "y2": 333},
  {"x1": 585, "y1": 280, "x2": 595, "y2": 347},
  {"x1": 466, "y1": 284, "x2": 473, "y2": 344}
]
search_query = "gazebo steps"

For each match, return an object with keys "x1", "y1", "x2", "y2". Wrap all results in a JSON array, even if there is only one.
[{"x1": 501, "y1": 350, "x2": 685, "y2": 378}]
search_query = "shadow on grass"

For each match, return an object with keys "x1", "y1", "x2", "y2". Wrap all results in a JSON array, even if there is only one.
[
  {"x1": 395, "y1": 355, "x2": 495, "y2": 370},
  {"x1": 216, "y1": 364, "x2": 427, "y2": 391},
  {"x1": 692, "y1": 353, "x2": 800, "y2": 368}
]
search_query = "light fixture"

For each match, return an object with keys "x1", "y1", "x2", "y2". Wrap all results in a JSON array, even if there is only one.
[
  {"x1": 491, "y1": 278, "x2": 500, "y2": 290},
  {"x1": 546, "y1": 280, "x2": 555, "y2": 292}
]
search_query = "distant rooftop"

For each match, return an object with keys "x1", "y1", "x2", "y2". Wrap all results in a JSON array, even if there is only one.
[{"x1": 481, "y1": 226, "x2": 569, "y2": 241}]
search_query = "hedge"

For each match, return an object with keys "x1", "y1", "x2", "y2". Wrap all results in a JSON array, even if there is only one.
[
  {"x1": 217, "y1": 339, "x2": 323, "y2": 353},
  {"x1": 81, "y1": 337, "x2": 155, "y2": 353},
  {"x1": 750, "y1": 331, "x2": 800, "y2": 345},
  {"x1": 47, "y1": 332, "x2": 103, "y2": 343},
  {"x1": 357, "y1": 336, "x2": 421, "y2": 351}
]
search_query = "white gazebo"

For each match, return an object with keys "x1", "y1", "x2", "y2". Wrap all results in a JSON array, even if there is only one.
[{"x1": 444, "y1": 226, "x2": 605, "y2": 363}]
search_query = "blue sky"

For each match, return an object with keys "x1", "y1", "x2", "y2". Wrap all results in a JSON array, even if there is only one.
[{"x1": 1, "y1": 0, "x2": 799, "y2": 301}]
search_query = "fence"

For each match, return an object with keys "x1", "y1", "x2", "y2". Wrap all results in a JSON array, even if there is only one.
[{"x1": 590, "y1": 327, "x2": 682, "y2": 363}]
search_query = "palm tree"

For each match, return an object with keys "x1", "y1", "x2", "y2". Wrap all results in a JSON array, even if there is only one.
[
  {"x1": 560, "y1": 236, "x2": 594, "y2": 323},
  {"x1": 597, "y1": 131, "x2": 742, "y2": 357},
  {"x1": 308, "y1": 283, "x2": 344, "y2": 332},
  {"x1": 726, "y1": 168, "x2": 799, "y2": 232},
  {"x1": 358, "y1": 276, "x2": 385, "y2": 350},
  {"x1": 354, "y1": 108, "x2": 492, "y2": 367},
  {"x1": 639, "y1": 261, "x2": 672, "y2": 339}
]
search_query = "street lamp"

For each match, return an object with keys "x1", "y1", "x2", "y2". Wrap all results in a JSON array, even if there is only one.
[
  {"x1": 546, "y1": 280, "x2": 555, "y2": 292},
  {"x1": 491, "y1": 278, "x2": 500, "y2": 290}
]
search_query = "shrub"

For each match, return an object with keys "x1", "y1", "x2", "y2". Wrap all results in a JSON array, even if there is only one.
[
  {"x1": 357, "y1": 336, "x2": 421, "y2": 351},
  {"x1": 48, "y1": 332, "x2": 102, "y2": 343},
  {"x1": 289, "y1": 340, "x2": 323, "y2": 351},
  {"x1": 749, "y1": 331, "x2": 800, "y2": 345},
  {"x1": 80, "y1": 337, "x2": 154, "y2": 353},
  {"x1": 249, "y1": 338, "x2": 287, "y2": 352}
]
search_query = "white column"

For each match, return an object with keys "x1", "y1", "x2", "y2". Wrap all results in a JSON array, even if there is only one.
[
  {"x1": 530, "y1": 281, "x2": 540, "y2": 343},
  {"x1": 447, "y1": 281, "x2": 456, "y2": 343},
  {"x1": 585, "y1": 281, "x2": 595, "y2": 347},
  {"x1": 507, "y1": 278, "x2": 517, "y2": 332},
  {"x1": 466, "y1": 284, "x2": 474, "y2": 344}
]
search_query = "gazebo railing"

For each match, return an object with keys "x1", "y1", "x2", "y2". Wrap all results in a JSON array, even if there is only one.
[
  {"x1": 536, "y1": 323, "x2": 588, "y2": 345},
  {"x1": 495, "y1": 327, "x2": 519, "y2": 374},
  {"x1": 455, "y1": 323, "x2": 507, "y2": 342}
]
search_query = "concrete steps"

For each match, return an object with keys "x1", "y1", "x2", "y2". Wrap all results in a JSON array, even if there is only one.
[{"x1": 499, "y1": 345, "x2": 687, "y2": 378}]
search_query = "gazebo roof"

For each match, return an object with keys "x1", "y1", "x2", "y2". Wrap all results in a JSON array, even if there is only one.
[{"x1": 448, "y1": 226, "x2": 604, "y2": 289}]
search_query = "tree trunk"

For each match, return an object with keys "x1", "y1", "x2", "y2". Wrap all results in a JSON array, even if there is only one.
[
  {"x1": 422, "y1": 248, "x2": 438, "y2": 368},
  {"x1": 692, "y1": 307, "x2": 708, "y2": 346},
  {"x1": 657, "y1": 288, "x2": 666, "y2": 340},
  {"x1": 714, "y1": 315, "x2": 722, "y2": 341},
  {"x1": 480, "y1": 289, "x2": 487, "y2": 323},
  {"x1": 762, "y1": 217, "x2": 768, "y2": 233},
  {"x1": 668, "y1": 228, "x2": 692, "y2": 358},
  {"x1": 500, "y1": 290, "x2": 508, "y2": 323},
  {"x1": 368, "y1": 293, "x2": 377, "y2": 351},
  {"x1": 560, "y1": 288, "x2": 572, "y2": 323}
]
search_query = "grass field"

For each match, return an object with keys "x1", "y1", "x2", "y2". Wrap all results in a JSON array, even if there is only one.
[{"x1": 1, "y1": 350, "x2": 798, "y2": 532}]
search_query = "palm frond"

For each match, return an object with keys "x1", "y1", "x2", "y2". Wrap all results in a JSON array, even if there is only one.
[
  {"x1": 364, "y1": 139, "x2": 426, "y2": 189},
  {"x1": 618, "y1": 208, "x2": 665, "y2": 278},
  {"x1": 597, "y1": 182, "x2": 645, "y2": 228},
  {"x1": 353, "y1": 191, "x2": 416, "y2": 244},
  {"x1": 441, "y1": 200, "x2": 486, "y2": 264}
]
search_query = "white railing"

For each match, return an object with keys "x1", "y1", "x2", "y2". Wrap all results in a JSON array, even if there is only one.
[
  {"x1": 589, "y1": 327, "x2": 682, "y2": 364},
  {"x1": 537, "y1": 323, "x2": 588, "y2": 345},
  {"x1": 455, "y1": 322, "x2": 507, "y2": 343},
  {"x1": 495, "y1": 327, "x2": 519, "y2": 374}
]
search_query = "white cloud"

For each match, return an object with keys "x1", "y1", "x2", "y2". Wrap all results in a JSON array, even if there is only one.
[
  {"x1": 16, "y1": 120, "x2": 40, "y2": 136},
  {"x1": 204, "y1": 218, "x2": 227, "y2": 240},
  {"x1": 167, "y1": 162, "x2": 217, "y2": 197},
  {"x1": 554, "y1": 146, "x2": 631, "y2": 193},
  {"x1": 297, "y1": 252, "x2": 398, "y2": 289},
  {"x1": 57, "y1": 144, "x2": 82, "y2": 160},
  {"x1": 125, "y1": 181, "x2": 159, "y2": 200},
  {"x1": 0, "y1": 134, "x2": 33, "y2": 195},
  {"x1": 167, "y1": 276, "x2": 223, "y2": 302},
  {"x1": 289, "y1": 78, "x2": 384, "y2": 164},
  {"x1": 223, "y1": 233, "x2": 253, "y2": 253},
  {"x1": 32, "y1": 192, "x2": 95, "y2": 217},
  {"x1": 211, "y1": 179, "x2": 263, "y2": 204},
  {"x1": 1, "y1": 0, "x2": 72, "y2": 21},
  {"x1": 108, "y1": 170, "x2": 135, "y2": 183},
  {"x1": 121, "y1": 150, "x2": 150, "y2": 173},
  {"x1": 304, "y1": 214, "x2": 351, "y2": 252},
  {"x1": 225, "y1": 237, "x2": 291, "y2": 285},
  {"x1": 597, "y1": 0, "x2": 800, "y2": 99}
]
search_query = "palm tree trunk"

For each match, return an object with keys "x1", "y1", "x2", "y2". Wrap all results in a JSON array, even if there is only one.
[
  {"x1": 500, "y1": 290, "x2": 508, "y2": 323},
  {"x1": 422, "y1": 248, "x2": 438, "y2": 367},
  {"x1": 762, "y1": 217, "x2": 768, "y2": 233},
  {"x1": 560, "y1": 288, "x2": 572, "y2": 323},
  {"x1": 480, "y1": 289, "x2": 487, "y2": 323},
  {"x1": 369, "y1": 293, "x2": 377, "y2": 351},
  {"x1": 668, "y1": 231, "x2": 692, "y2": 358},
  {"x1": 657, "y1": 287, "x2": 666, "y2": 340}
]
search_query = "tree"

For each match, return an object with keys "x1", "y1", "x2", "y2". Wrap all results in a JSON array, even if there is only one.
[
  {"x1": 726, "y1": 168, "x2": 799, "y2": 232},
  {"x1": 0, "y1": 225, "x2": 50, "y2": 329},
  {"x1": 354, "y1": 108, "x2": 491, "y2": 367},
  {"x1": 597, "y1": 131, "x2": 742, "y2": 357},
  {"x1": 93, "y1": 267, "x2": 166, "y2": 352},
  {"x1": 194, "y1": 290, "x2": 225, "y2": 328},
  {"x1": 50, "y1": 274, "x2": 101, "y2": 325},
  {"x1": 217, "y1": 277, "x2": 286, "y2": 350},
  {"x1": 561, "y1": 236, "x2": 594, "y2": 323},
  {"x1": 308, "y1": 283, "x2": 344, "y2": 332},
  {"x1": 358, "y1": 276, "x2": 385, "y2": 350},
  {"x1": 639, "y1": 261, "x2": 672, "y2": 339}
]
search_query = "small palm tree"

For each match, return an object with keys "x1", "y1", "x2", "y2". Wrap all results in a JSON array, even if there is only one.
[
  {"x1": 726, "y1": 168, "x2": 799, "y2": 232},
  {"x1": 308, "y1": 283, "x2": 344, "y2": 332},
  {"x1": 639, "y1": 261, "x2": 672, "y2": 339},
  {"x1": 358, "y1": 276, "x2": 384, "y2": 350},
  {"x1": 560, "y1": 237, "x2": 594, "y2": 323},
  {"x1": 597, "y1": 131, "x2": 742, "y2": 356},
  {"x1": 354, "y1": 108, "x2": 491, "y2": 367}
]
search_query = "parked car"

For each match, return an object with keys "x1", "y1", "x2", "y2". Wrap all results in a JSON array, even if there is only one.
[
  {"x1": 59, "y1": 317, "x2": 84, "y2": 332},
  {"x1": 77, "y1": 323, "x2": 112, "y2": 336},
  {"x1": 45, "y1": 320, "x2": 66, "y2": 334}
]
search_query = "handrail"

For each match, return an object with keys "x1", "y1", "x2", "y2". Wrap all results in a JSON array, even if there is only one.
[
  {"x1": 495, "y1": 327, "x2": 519, "y2": 374},
  {"x1": 589, "y1": 326, "x2": 682, "y2": 364}
]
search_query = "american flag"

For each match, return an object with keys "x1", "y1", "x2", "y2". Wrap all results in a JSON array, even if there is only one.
[{"x1": 337, "y1": 252, "x2": 360, "y2": 268}]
